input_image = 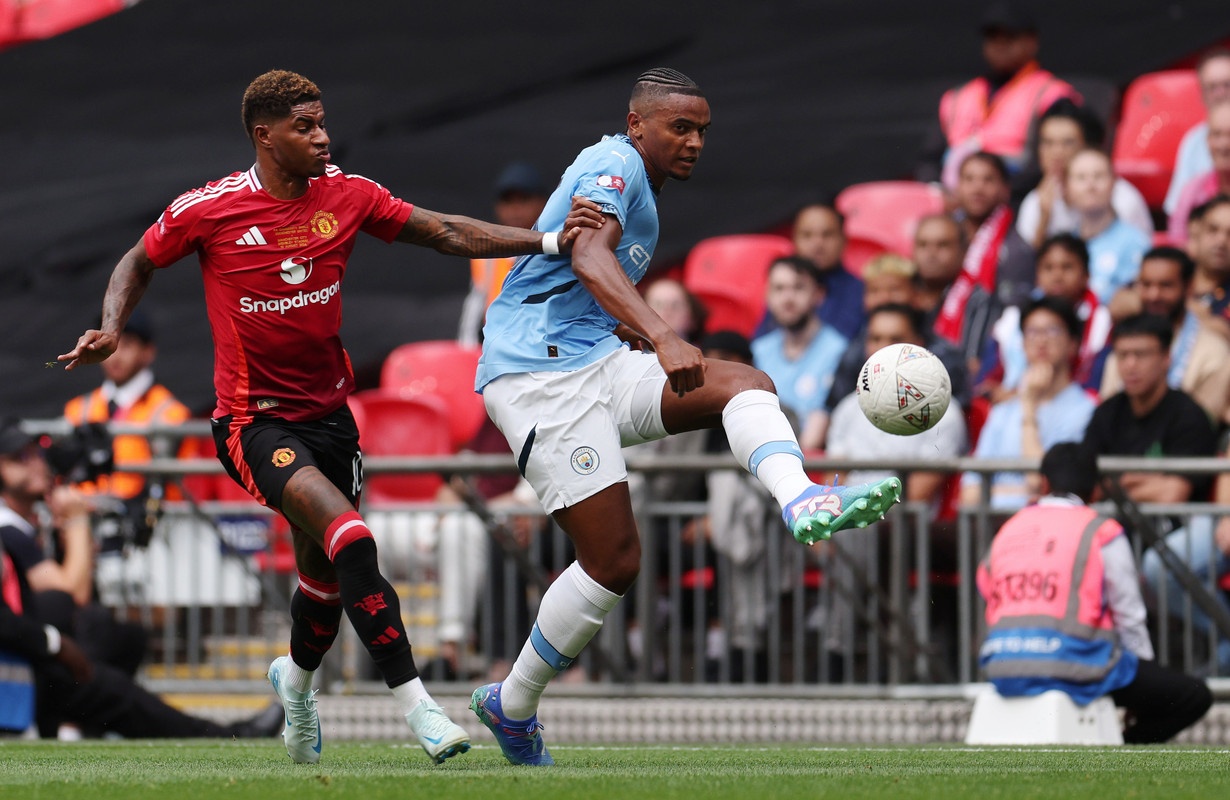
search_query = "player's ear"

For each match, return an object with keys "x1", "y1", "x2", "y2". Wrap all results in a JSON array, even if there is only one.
[
  {"x1": 627, "y1": 110, "x2": 643, "y2": 139},
  {"x1": 252, "y1": 123, "x2": 272, "y2": 149}
]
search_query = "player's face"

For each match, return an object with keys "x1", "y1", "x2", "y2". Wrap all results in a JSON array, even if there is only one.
[
  {"x1": 865, "y1": 312, "x2": 921, "y2": 356},
  {"x1": 262, "y1": 101, "x2": 331, "y2": 179},
  {"x1": 1113, "y1": 333, "x2": 1169, "y2": 399},
  {"x1": 792, "y1": 207, "x2": 845, "y2": 270},
  {"x1": 956, "y1": 159, "x2": 1006, "y2": 221},
  {"x1": 1136, "y1": 258, "x2": 1187, "y2": 320},
  {"x1": 764, "y1": 264, "x2": 822, "y2": 330},
  {"x1": 1035, "y1": 245, "x2": 1087, "y2": 301},
  {"x1": 913, "y1": 219, "x2": 963, "y2": 283},
  {"x1": 629, "y1": 94, "x2": 710, "y2": 188}
]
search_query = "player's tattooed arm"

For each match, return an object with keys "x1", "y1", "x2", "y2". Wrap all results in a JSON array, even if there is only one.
[
  {"x1": 58, "y1": 241, "x2": 157, "y2": 370},
  {"x1": 396, "y1": 197, "x2": 603, "y2": 257}
]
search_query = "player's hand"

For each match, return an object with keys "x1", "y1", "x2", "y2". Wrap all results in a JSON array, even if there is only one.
[
  {"x1": 558, "y1": 196, "x2": 605, "y2": 252},
  {"x1": 55, "y1": 634, "x2": 95, "y2": 684},
  {"x1": 653, "y1": 335, "x2": 706, "y2": 397},
  {"x1": 58, "y1": 329, "x2": 118, "y2": 371}
]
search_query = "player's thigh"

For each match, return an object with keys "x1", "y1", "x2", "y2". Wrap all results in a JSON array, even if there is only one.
[
  {"x1": 657, "y1": 358, "x2": 774, "y2": 434},
  {"x1": 212, "y1": 407, "x2": 361, "y2": 513},
  {"x1": 483, "y1": 362, "x2": 627, "y2": 514}
]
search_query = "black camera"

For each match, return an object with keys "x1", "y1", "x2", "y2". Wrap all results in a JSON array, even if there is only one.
[{"x1": 45, "y1": 423, "x2": 159, "y2": 550}]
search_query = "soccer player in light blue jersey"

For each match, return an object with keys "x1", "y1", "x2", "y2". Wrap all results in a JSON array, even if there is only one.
[{"x1": 470, "y1": 68, "x2": 902, "y2": 766}]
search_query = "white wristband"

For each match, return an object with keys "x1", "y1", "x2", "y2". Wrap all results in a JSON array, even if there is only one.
[
  {"x1": 541, "y1": 231, "x2": 560, "y2": 255},
  {"x1": 44, "y1": 625, "x2": 62, "y2": 656}
]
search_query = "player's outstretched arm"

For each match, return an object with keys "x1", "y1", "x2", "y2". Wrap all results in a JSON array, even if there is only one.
[
  {"x1": 57, "y1": 240, "x2": 157, "y2": 370},
  {"x1": 571, "y1": 221, "x2": 705, "y2": 397},
  {"x1": 395, "y1": 197, "x2": 603, "y2": 257}
]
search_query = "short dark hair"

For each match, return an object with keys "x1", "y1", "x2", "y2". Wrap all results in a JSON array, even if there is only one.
[
  {"x1": 1197, "y1": 46, "x2": 1230, "y2": 74},
  {"x1": 1021, "y1": 295, "x2": 1081, "y2": 340},
  {"x1": 1141, "y1": 245, "x2": 1196, "y2": 284},
  {"x1": 1041, "y1": 442, "x2": 1099, "y2": 501},
  {"x1": 768, "y1": 255, "x2": 825, "y2": 288},
  {"x1": 1037, "y1": 232, "x2": 1089, "y2": 273},
  {"x1": 241, "y1": 70, "x2": 321, "y2": 142},
  {"x1": 959, "y1": 151, "x2": 1010, "y2": 183},
  {"x1": 1112, "y1": 313, "x2": 1173, "y2": 351},
  {"x1": 1037, "y1": 97, "x2": 1106, "y2": 149},
  {"x1": 1189, "y1": 193, "x2": 1230, "y2": 225},
  {"x1": 866, "y1": 302, "x2": 926, "y2": 340}
]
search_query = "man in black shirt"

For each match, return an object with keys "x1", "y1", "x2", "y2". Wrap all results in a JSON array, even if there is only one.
[{"x1": 1082, "y1": 314, "x2": 1224, "y2": 671}]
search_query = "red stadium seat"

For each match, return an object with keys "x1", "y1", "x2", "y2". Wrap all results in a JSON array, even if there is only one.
[
  {"x1": 682, "y1": 234, "x2": 794, "y2": 338},
  {"x1": 349, "y1": 389, "x2": 451, "y2": 502},
  {"x1": 1, "y1": 0, "x2": 124, "y2": 47},
  {"x1": 1112, "y1": 70, "x2": 1203, "y2": 210},
  {"x1": 380, "y1": 340, "x2": 486, "y2": 449},
  {"x1": 835, "y1": 181, "x2": 946, "y2": 274}
]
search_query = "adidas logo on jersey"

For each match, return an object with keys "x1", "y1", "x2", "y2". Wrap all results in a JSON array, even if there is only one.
[{"x1": 235, "y1": 226, "x2": 267, "y2": 246}]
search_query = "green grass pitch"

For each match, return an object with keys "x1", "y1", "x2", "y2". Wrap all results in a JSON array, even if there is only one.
[{"x1": 2, "y1": 741, "x2": 1227, "y2": 799}]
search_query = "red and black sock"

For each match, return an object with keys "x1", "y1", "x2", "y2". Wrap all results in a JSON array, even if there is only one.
[{"x1": 288, "y1": 575, "x2": 342, "y2": 671}]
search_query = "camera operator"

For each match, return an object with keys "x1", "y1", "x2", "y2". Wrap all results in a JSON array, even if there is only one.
[{"x1": 0, "y1": 418, "x2": 150, "y2": 736}]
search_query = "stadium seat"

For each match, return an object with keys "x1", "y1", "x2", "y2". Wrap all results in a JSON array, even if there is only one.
[
  {"x1": 380, "y1": 340, "x2": 486, "y2": 449},
  {"x1": 1112, "y1": 69, "x2": 1203, "y2": 210},
  {"x1": 349, "y1": 389, "x2": 452, "y2": 502},
  {"x1": 1, "y1": 0, "x2": 124, "y2": 47},
  {"x1": 682, "y1": 234, "x2": 794, "y2": 338},
  {"x1": 835, "y1": 181, "x2": 946, "y2": 275}
]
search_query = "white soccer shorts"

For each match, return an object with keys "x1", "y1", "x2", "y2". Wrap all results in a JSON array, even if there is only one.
[{"x1": 482, "y1": 347, "x2": 669, "y2": 513}]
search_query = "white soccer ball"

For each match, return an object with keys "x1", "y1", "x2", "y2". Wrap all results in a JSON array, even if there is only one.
[{"x1": 856, "y1": 342, "x2": 952, "y2": 436}]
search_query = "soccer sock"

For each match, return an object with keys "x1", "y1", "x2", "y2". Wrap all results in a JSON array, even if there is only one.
[
  {"x1": 326, "y1": 512, "x2": 419, "y2": 688},
  {"x1": 500, "y1": 561, "x2": 622, "y2": 720},
  {"x1": 391, "y1": 677, "x2": 433, "y2": 718},
  {"x1": 721, "y1": 389, "x2": 813, "y2": 507},
  {"x1": 287, "y1": 579, "x2": 342, "y2": 683}
]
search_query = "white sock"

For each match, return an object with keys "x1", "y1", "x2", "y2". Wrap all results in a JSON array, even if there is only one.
[
  {"x1": 500, "y1": 561, "x2": 622, "y2": 720},
  {"x1": 722, "y1": 389, "x2": 814, "y2": 507},
  {"x1": 392, "y1": 677, "x2": 433, "y2": 718},
  {"x1": 284, "y1": 656, "x2": 314, "y2": 693}
]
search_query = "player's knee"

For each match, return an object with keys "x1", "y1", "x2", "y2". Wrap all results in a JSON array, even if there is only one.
[{"x1": 587, "y1": 543, "x2": 641, "y2": 595}]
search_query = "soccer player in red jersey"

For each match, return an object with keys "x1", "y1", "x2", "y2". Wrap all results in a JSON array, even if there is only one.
[{"x1": 57, "y1": 69, "x2": 600, "y2": 765}]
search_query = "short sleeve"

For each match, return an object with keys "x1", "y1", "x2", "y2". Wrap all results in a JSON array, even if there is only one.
[
  {"x1": 572, "y1": 148, "x2": 641, "y2": 229},
  {"x1": 143, "y1": 203, "x2": 200, "y2": 268},
  {"x1": 352, "y1": 175, "x2": 414, "y2": 243}
]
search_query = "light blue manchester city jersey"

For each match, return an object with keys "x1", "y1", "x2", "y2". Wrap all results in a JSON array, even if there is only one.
[{"x1": 476, "y1": 133, "x2": 658, "y2": 390}]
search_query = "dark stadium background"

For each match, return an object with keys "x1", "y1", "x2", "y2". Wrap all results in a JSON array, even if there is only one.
[{"x1": 2, "y1": 0, "x2": 1228, "y2": 418}]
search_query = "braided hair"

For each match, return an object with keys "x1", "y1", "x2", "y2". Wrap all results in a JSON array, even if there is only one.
[{"x1": 630, "y1": 67, "x2": 704, "y2": 107}]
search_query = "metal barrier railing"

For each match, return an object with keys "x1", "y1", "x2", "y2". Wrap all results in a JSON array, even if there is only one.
[{"x1": 14, "y1": 420, "x2": 1230, "y2": 692}]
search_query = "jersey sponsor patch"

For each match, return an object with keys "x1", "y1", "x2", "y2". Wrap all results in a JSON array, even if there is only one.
[{"x1": 596, "y1": 175, "x2": 625, "y2": 193}]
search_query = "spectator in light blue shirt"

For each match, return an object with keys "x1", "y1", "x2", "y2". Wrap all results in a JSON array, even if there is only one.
[
  {"x1": 751, "y1": 256, "x2": 848, "y2": 450},
  {"x1": 1066, "y1": 149, "x2": 1150, "y2": 303}
]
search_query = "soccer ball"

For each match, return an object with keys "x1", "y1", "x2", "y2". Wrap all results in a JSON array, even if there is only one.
[{"x1": 856, "y1": 343, "x2": 951, "y2": 436}]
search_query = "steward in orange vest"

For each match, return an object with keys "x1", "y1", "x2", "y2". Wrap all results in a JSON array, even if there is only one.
[
  {"x1": 976, "y1": 442, "x2": 1210, "y2": 743},
  {"x1": 932, "y1": 4, "x2": 1078, "y2": 189}
]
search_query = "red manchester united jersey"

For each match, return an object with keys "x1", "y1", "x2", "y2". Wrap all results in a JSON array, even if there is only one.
[{"x1": 143, "y1": 165, "x2": 413, "y2": 422}]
